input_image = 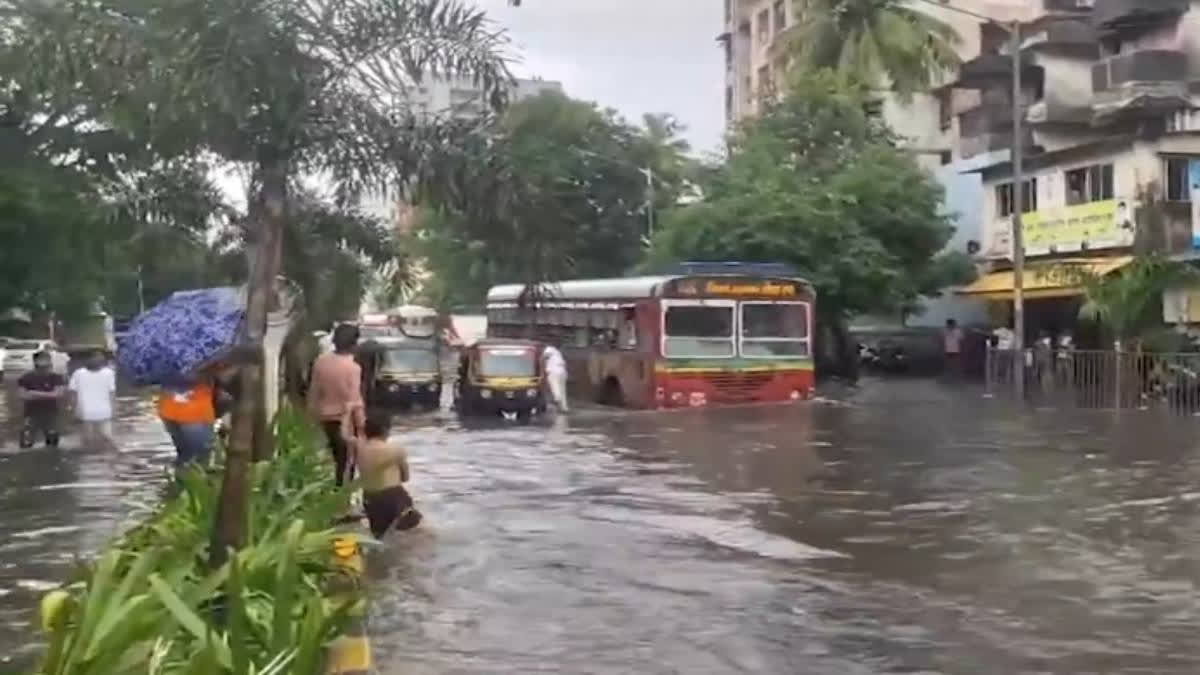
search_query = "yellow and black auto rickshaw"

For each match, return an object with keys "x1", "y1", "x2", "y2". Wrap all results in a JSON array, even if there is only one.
[
  {"x1": 357, "y1": 337, "x2": 442, "y2": 410},
  {"x1": 454, "y1": 339, "x2": 545, "y2": 419}
]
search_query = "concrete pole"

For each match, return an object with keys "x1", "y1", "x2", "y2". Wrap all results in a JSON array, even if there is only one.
[{"x1": 1010, "y1": 21, "x2": 1027, "y2": 400}]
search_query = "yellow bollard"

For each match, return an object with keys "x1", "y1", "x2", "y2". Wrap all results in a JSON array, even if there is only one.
[{"x1": 326, "y1": 534, "x2": 371, "y2": 675}]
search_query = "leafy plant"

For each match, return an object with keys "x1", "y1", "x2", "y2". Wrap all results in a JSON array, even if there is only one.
[
  {"x1": 1055, "y1": 254, "x2": 1199, "y2": 349},
  {"x1": 33, "y1": 406, "x2": 362, "y2": 675}
]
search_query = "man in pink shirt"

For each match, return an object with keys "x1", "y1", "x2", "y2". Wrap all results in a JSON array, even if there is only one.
[{"x1": 307, "y1": 323, "x2": 364, "y2": 486}]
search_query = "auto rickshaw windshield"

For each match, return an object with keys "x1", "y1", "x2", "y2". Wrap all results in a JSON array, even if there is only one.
[
  {"x1": 382, "y1": 347, "x2": 439, "y2": 373},
  {"x1": 478, "y1": 348, "x2": 537, "y2": 377}
]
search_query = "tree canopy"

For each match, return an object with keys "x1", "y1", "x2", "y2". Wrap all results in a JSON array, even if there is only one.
[
  {"x1": 650, "y1": 73, "x2": 972, "y2": 372},
  {"x1": 415, "y1": 90, "x2": 694, "y2": 308},
  {"x1": 783, "y1": 0, "x2": 961, "y2": 102}
]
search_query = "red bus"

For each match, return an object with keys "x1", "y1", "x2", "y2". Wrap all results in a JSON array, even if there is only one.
[{"x1": 485, "y1": 265, "x2": 815, "y2": 409}]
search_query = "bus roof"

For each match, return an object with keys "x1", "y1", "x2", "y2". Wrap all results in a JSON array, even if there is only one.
[
  {"x1": 487, "y1": 276, "x2": 680, "y2": 304},
  {"x1": 487, "y1": 273, "x2": 814, "y2": 304}
]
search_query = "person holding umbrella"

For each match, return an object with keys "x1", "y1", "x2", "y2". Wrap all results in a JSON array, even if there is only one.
[{"x1": 157, "y1": 375, "x2": 218, "y2": 470}]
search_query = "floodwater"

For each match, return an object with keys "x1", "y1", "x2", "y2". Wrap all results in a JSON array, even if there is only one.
[{"x1": 6, "y1": 379, "x2": 1200, "y2": 673}]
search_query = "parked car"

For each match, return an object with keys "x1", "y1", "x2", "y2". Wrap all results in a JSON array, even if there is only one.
[{"x1": 2, "y1": 339, "x2": 69, "y2": 374}]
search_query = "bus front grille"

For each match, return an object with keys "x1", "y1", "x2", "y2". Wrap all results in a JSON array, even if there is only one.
[{"x1": 704, "y1": 372, "x2": 773, "y2": 400}]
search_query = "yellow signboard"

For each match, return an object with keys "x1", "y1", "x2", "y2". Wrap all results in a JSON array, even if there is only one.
[
  {"x1": 703, "y1": 280, "x2": 797, "y2": 297},
  {"x1": 1022, "y1": 199, "x2": 1136, "y2": 257}
]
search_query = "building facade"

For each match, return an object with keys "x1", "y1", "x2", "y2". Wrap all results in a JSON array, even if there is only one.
[
  {"x1": 407, "y1": 75, "x2": 564, "y2": 120},
  {"x1": 960, "y1": 0, "x2": 1200, "y2": 336}
]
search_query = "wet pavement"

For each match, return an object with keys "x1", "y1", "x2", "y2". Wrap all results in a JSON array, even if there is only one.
[{"x1": 6, "y1": 378, "x2": 1200, "y2": 673}]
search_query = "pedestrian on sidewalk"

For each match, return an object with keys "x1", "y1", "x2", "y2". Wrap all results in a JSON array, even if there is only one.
[
  {"x1": 69, "y1": 349, "x2": 116, "y2": 450},
  {"x1": 354, "y1": 409, "x2": 421, "y2": 538},
  {"x1": 307, "y1": 323, "x2": 364, "y2": 486},
  {"x1": 157, "y1": 376, "x2": 217, "y2": 470},
  {"x1": 542, "y1": 342, "x2": 569, "y2": 412},
  {"x1": 17, "y1": 351, "x2": 66, "y2": 448},
  {"x1": 943, "y1": 319, "x2": 963, "y2": 379}
]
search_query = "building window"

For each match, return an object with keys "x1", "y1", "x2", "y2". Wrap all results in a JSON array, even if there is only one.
[
  {"x1": 725, "y1": 86, "x2": 734, "y2": 120},
  {"x1": 757, "y1": 9, "x2": 769, "y2": 45},
  {"x1": 724, "y1": 0, "x2": 731, "y2": 23},
  {"x1": 940, "y1": 151, "x2": 953, "y2": 166},
  {"x1": 996, "y1": 179, "x2": 1038, "y2": 217},
  {"x1": 743, "y1": 75, "x2": 752, "y2": 103},
  {"x1": 773, "y1": 0, "x2": 786, "y2": 34},
  {"x1": 937, "y1": 89, "x2": 952, "y2": 131},
  {"x1": 1165, "y1": 157, "x2": 1195, "y2": 202},
  {"x1": 757, "y1": 64, "x2": 771, "y2": 95},
  {"x1": 1064, "y1": 163, "x2": 1114, "y2": 205},
  {"x1": 863, "y1": 99, "x2": 883, "y2": 118}
]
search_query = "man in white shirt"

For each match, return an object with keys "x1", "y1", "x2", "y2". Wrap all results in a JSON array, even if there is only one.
[
  {"x1": 542, "y1": 344, "x2": 568, "y2": 413},
  {"x1": 69, "y1": 350, "x2": 117, "y2": 449}
]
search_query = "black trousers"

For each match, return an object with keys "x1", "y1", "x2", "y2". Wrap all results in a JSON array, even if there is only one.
[
  {"x1": 321, "y1": 421, "x2": 354, "y2": 487},
  {"x1": 21, "y1": 410, "x2": 60, "y2": 448},
  {"x1": 363, "y1": 485, "x2": 421, "y2": 538}
]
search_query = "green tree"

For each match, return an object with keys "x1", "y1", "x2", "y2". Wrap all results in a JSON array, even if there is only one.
[
  {"x1": 788, "y1": 0, "x2": 962, "y2": 101},
  {"x1": 417, "y1": 91, "x2": 684, "y2": 310},
  {"x1": 651, "y1": 73, "x2": 969, "y2": 376},
  {"x1": 9, "y1": 0, "x2": 509, "y2": 561}
]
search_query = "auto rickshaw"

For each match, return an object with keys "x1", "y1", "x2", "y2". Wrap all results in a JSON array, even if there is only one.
[
  {"x1": 357, "y1": 337, "x2": 442, "y2": 409},
  {"x1": 455, "y1": 339, "x2": 545, "y2": 420}
]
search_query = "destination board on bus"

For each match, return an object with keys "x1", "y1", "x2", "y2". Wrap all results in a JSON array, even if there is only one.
[{"x1": 664, "y1": 277, "x2": 805, "y2": 299}]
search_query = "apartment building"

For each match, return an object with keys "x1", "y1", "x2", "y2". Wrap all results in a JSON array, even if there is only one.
[
  {"x1": 959, "y1": 0, "x2": 1200, "y2": 332},
  {"x1": 720, "y1": 1, "x2": 1029, "y2": 167},
  {"x1": 408, "y1": 75, "x2": 563, "y2": 120}
]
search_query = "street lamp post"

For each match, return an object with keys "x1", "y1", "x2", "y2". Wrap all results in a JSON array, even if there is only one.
[{"x1": 1009, "y1": 21, "x2": 1027, "y2": 400}]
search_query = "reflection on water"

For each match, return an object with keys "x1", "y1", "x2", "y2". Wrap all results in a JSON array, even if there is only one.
[
  {"x1": 0, "y1": 382, "x2": 172, "y2": 666},
  {"x1": 6, "y1": 379, "x2": 1200, "y2": 672}
]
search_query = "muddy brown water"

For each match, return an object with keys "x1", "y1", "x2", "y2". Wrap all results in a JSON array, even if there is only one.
[{"x1": 3, "y1": 379, "x2": 1200, "y2": 673}]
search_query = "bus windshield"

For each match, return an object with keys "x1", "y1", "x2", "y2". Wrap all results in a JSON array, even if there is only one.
[
  {"x1": 479, "y1": 348, "x2": 536, "y2": 377},
  {"x1": 741, "y1": 303, "x2": 809, "y2": 357},
  {"x1": 663, "y1": 305, "x2": 734, "y2": 358},
  {"x1": 381, "y1": 348, "x2": 439, "y2": 373}
]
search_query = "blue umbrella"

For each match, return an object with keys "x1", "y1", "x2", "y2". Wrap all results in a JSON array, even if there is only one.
[{"x1": 117, "y1": 287, "x2": 246, "y2": 386}]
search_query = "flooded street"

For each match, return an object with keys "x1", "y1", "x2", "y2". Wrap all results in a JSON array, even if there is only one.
[{"x1": 6, "y1": 379, "x2": 1200, "y2": 672}]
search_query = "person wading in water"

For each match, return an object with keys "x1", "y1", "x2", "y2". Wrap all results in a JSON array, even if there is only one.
[
  {"x1": 352, "y1": 409, "x2": 422, "y2": 538},
  {"x1": 307, "y1": 323, "x2": 364, "y2": 486}
]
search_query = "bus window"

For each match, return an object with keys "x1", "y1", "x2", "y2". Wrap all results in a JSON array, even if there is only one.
[
  {"x1": 741, "y1": 302, "x2": 810, "y2": 357},
  {"x1": 618, "y1": 308, "x2": 637, "y2": 350},
  {"x1": 663, "y1": 304, "x2": 734, "y2": 358}
]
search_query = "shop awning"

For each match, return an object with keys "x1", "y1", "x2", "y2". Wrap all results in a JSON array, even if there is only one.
[{"x1": 955, "y1": 256, "x2": 1132, "y2": 300}]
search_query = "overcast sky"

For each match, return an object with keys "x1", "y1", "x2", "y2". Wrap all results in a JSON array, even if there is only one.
[{"x1": 474, "y1": 0, "x2": 726, "y2": 156}]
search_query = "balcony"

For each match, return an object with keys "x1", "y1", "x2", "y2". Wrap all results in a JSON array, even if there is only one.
[
  {"x1": 1092, "y1": 49, "x2": 1188, "y2": 90},
  {"x1": 955, "y1": 52, "x2": 1041, "y2": 90},
  {"x1": 1092, "y1": 0, "x2": 1189, "y2": 32},
  {"x1": 958, "y1": 104, "x2": 1035, "y2": 158},
  {"x1": 1091, "y1": 49, "x2": 1191, "y2": 122}
]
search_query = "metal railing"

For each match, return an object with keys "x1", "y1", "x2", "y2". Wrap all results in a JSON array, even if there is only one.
[{"x1": 985, "y1": 347, "x2": 1200, "y2": 414}]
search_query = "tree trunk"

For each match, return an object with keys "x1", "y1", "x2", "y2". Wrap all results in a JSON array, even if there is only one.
[
  {"x1": 830, "y1": 315, "x2": 859, "y2": 383},
  {"x1": 209, "y1": 161, "x2": 287, "y2": 568}
]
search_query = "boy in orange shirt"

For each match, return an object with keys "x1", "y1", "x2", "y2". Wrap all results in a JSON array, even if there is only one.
[{"x1": 157, "y1": 378, "x2": 217, "y2": 469}]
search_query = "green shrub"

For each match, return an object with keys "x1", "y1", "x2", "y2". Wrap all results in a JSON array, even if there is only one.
[{"x1": 33, "y1": 405, "x2": 362, "y2": 675}]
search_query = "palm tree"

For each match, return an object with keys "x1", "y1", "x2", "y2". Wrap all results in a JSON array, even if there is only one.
[
  {"x1": 788, "y1": 0, "x2": 962, "y2": 101},
  {"x1": 1072, "y1": 256, "x2": 1198, "y2": 350},
  {"x1": 9, "y1": 0, "x2": 510, "y2": 560}
]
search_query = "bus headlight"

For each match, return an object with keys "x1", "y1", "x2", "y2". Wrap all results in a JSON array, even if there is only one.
[
  {"x1": 480, "y1": 389, "x2": 493, "y2": 399},
  {"x1": 790, "y1": 390, "x2": 801, "y2": 400},
  {"x1": 526, "y1": 388, "x2": 537, "y2": 397}
]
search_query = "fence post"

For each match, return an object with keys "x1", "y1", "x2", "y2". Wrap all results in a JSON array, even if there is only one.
[
  {"x1": 984, "y1": 345, "x2": 993, "y2": 397},
  {"x1": 1113, "y1": 341, "x2": 1123, "y2": 411}
]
